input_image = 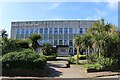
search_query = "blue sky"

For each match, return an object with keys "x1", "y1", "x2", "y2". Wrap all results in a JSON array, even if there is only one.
[{"x1": 0, "y1": 2, "x2": 118, "y2": 37}]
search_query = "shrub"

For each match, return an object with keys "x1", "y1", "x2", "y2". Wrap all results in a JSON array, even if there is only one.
[
  {"x1": 45, "y1": 53, "x2": 57, "y2": 61},
  {"x1": 73, "y1": 54, "x2": 86, "y2": 60},
  {"x1": 87, "y1": 52, "x2": 98, "y2": 63},
  {"x1": 68, "y1": 56, "x2": 75, "y2": 64},
  {"x1": 2, "y1": 49, "x2": 47, "y2": 70},
  {"x1": 97, "y1": 56, "x2": 115, "y2": 67},
  {"x1": 84, "y1": 63, "x2": 102, "y2": 70}
]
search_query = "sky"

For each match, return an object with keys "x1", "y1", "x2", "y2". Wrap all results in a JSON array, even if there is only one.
[{"x1": 0, "y1": 1, "x2": 119, "y2": 37}]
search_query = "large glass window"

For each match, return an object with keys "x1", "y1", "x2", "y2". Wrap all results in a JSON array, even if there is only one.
[
  {"x1": 59, "y1": 28, "x2": 63, "y2": 34},
  {"x1": 64, "y1": 28, "x2": 68, "y2": 34},
  {"x1": 44, "y1": 28, "x2": 48, "y2": 34},
  {"x1": 21, "y1": 28, "x2": 24, "y2": 38},
  {"x1": 49, "y1": 28, "x2": 52, "y2": 34},
  {"x1": 69, "y1": 40, "x2": 73, "y2": 46},
  {"x1": 54, "y1": 40, "x2": 57, "y2": 46},
  {"x1": 21, "y1": 28, "x2": 24, "y2": 34},
  {"x1": 59, "y1": 40, "x2": 62, "y2": 45},
  {"x1": 35, "y1": 28, "x2": 39, "y2": 33},
  {"x1": 16, "y1": 28, "x2": 20, "y2": 34},
  {"x1": 64, "y1": 40, "x2": 68, "y2": 45},
  {"x1": 54, "y1": 28, "x2": 58, "y2": 34},
  {"x1": 16, "y1": 28, "x2": 20, "y2": 39},
  {"x1": 80, "y1": 28, "x2": 83, "y2": 34},
  {"x1": 40, "y1": 28, "x2": 43, "y2": 34},
  {"x1": 69, "y1": 28, "x2": 73, "y2": 33},
  {"x1": 30, "y1": 29, "x2": 34, "y2": 34},
  {"x1": 26, "y1": 28, "x2": 29, "y2": 34}
]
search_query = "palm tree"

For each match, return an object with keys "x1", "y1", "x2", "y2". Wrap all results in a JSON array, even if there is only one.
[
  {"x1": 29, "y1": 33, "x2": 42, "y2": 52},
  {"x1": 1, "y1": 29, "x2": 8, "y2": 38},
  {"x1": 73, "y1": 35, "x2": 81, "y2": 64}
]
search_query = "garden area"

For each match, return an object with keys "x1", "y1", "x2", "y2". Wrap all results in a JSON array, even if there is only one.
[
  {"x1": 68, "y1": 19, "x2": 120, "y2": 73},
  {"x1": 0, "y1": 31, "x2": 57, "y2": 77}
]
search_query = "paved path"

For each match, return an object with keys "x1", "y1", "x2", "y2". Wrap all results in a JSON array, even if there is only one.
[{"x1": 47, "y1": 57, "x2": 120, "y2": 78}]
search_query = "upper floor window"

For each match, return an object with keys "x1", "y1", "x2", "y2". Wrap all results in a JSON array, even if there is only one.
[
  {"x1": 26, "y1": 28, "x2": 29, "y2": 34},
  {"x1": 49, "y1": 28, "x2": 52, "y2": 34},
  {"x1": 80, "y1": 28, "x2": 83, "y2": 34},
  {"x1": 40, "y1": 28, "x2": 43, "y2": 34},
  {"x1": 59, "y1": 28, "x2": 63, "y2": 34},
  {"x1": 69, "y1": 28, "x2": 73, "y2": 33},
  {"x1": 30, "y1": 29, "x2": 34, "y2": 34},
  {"x1": 64, "y1": 28, "x2": 68, "y2": 34},
  {"x1": 54, "y1": 28, "x2": 58, "y2": 34},
  {"x1": 44, "y1": 28, "x2": 48, "y2": 34},
  {"x1": 21, "y1": 28, "x2": 24, "y2": 34},
  {"x1": 16, "y1": 28, "x2": 20, "y2": 34},
  {"x1": 35, "y1": 28, "x2": 39, "y2": 33}
]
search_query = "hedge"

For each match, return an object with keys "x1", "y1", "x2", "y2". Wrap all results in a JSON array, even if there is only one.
[{"x1": 2, "y1": 49, "x2": 47, "y2": 70}]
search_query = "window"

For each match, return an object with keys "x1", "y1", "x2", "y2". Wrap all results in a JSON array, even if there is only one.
[
  {"x1": 64, "y1": 28, "x2": 68, "y2": 34},
  {"x1": 30, "y1": 29, "x2": 34, "y2": 34},
  {"x1": 64, "y1": 40, "x2": 68, "y2": 45},
  {"x1": 69, "y1": 28, "x2": 73, "y2": 33},
  {"x1": 26, "y1": 28, "x2": 29, "y2": 34},
  {"x1": 59, "y1": 28, "x2": 63, "y2": 34},
  {"x1": 80, "y1": 28, "x2": 83, "y2": 34},
  {"x1": 35, "y1": 28, "x2": 39, "y2": 33},
  {"x1": 40, "y1": 28, "x2": 43, "y2": 34},
  {"x1": 69, "y1": 40, "x2": 73, "y2": 46},
  {"x1": 21, "y1": 28, "x2": 24, "y2": 34},
  {"x1": 44, "y1": 28, "x2": 48, "y2": 34},
  {"x1": 61, "y1": 49, "x2": 66, "y2": 52},
  {"x1": 54, "y1": 40, "x2": 57, "y2": 46},
  {"x1": 16, "y1": 28, "x2": 20, "y2": 34},
  {"x1": 54, "y1": 28, "x2": 58, "y2": 34},
  {"x1": 49, "y1": 28, "x2": 52, "y2": 34},
  {"x1": 59, "y1": 40, "x2": 62, "y2": 45}
]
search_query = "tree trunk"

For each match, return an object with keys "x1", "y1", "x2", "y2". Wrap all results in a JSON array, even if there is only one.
[{"x1": 76, "y1": 47, "x2": 79, "y2": 64}]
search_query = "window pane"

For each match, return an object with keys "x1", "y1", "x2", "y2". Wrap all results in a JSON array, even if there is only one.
[
  {"x1": 64, "y1": 28, "x2": 68, "y2": 34},
  {"x1": 26, "y1": 28, "x2": 29, "y2": 34},
  {"x1": 44, "y1": 28, "x2": 48, "y2": 34},
  {"x1": 59, "y1": 28, "x2": 63, "y2": 34},
  {"x1": 59, "y1": 40, "x2": 62, "y2": 45},
  {"x1": 40, "y1": 28, "x2": 43, "y2": 34},
  {"x1": 80, "y1": 28, "x2": 83, "y2": 34},
  {"x1": 49, "y1": 28, "x2": 52, "y2": 34},
  {"x1": 54, "y1": 40, "x2": 57, "y2": 46},
  {"x1": 16, "y1": 28, "x2": 20, "y2": 34},
  {"x1": 64, "y1": 40, "x2": 68, "y2": 45},
  {"x1": 54, "y1": 28, "x2": 58, "y2": 34},
  {"x1": 30, "y1": 29, "x2": 34, "y2": 34}
]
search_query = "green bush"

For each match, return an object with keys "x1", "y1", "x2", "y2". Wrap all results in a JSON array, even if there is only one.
[
  {"x1": 84, "y1": 63, "x2": 102, "y2": 70},
  {"x1": 68, "y1": 56, "x2": 75, "y2": 64},
  {"x1": 2, "y1": 49, "x2": 47, "y2": 70},
  {"x1": 97, "y1": 56, "x2": 115, "y2": 67},
  {"x1": 87, "y1": 52, "x2": 98, "y2": 63},
  {"x1": 45, "y1": 53, "x2": 57, "y2": 61},
  {"x1": 73, "y1": 54, "x2": 86, "y2": 60}
]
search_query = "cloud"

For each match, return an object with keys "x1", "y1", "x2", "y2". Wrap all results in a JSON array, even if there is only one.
[
  {"x1": 45, "y1": 3, "x2": 60, "y2": 10},
  {"x1": 95, "y1": 8, "x2": 106, "y2": 17},
  {"x1": 107, "y1": 2, "x2": 118, "y2": 9}
]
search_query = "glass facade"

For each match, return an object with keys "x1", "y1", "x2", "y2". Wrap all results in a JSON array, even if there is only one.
[
  {"x1": 59, "y1": 40, "x2": 62, "y2": 45},
  {"x1": 54, "y1": 40, "x2": 57, "y2": 46},
  {"x1": 16, "y1": 28, "x2": 20, "y2": 39},
  {"x1": 64, "y1": 40, "x2": 68, "y2": 45},
  {"x1": 21, "y1": 28, "x2": 24, "y2": 38},
  {"x1": 25, "y1": 28, "x2": 29, "y2": 38},
  {"x1": 30, "y1": 28, "x2": 34, "y2": 34},
  {"x1": 54, "y1": 28, "x2": 58, "y2": 40},
  {"x1": 80, "y1": 28, "x2": 83, "y2": 34}
]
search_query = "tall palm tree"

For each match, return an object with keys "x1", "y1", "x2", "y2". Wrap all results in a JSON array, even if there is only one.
[{"x1": 73, "y1": 35, "x2": 81, "y2": 64}]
